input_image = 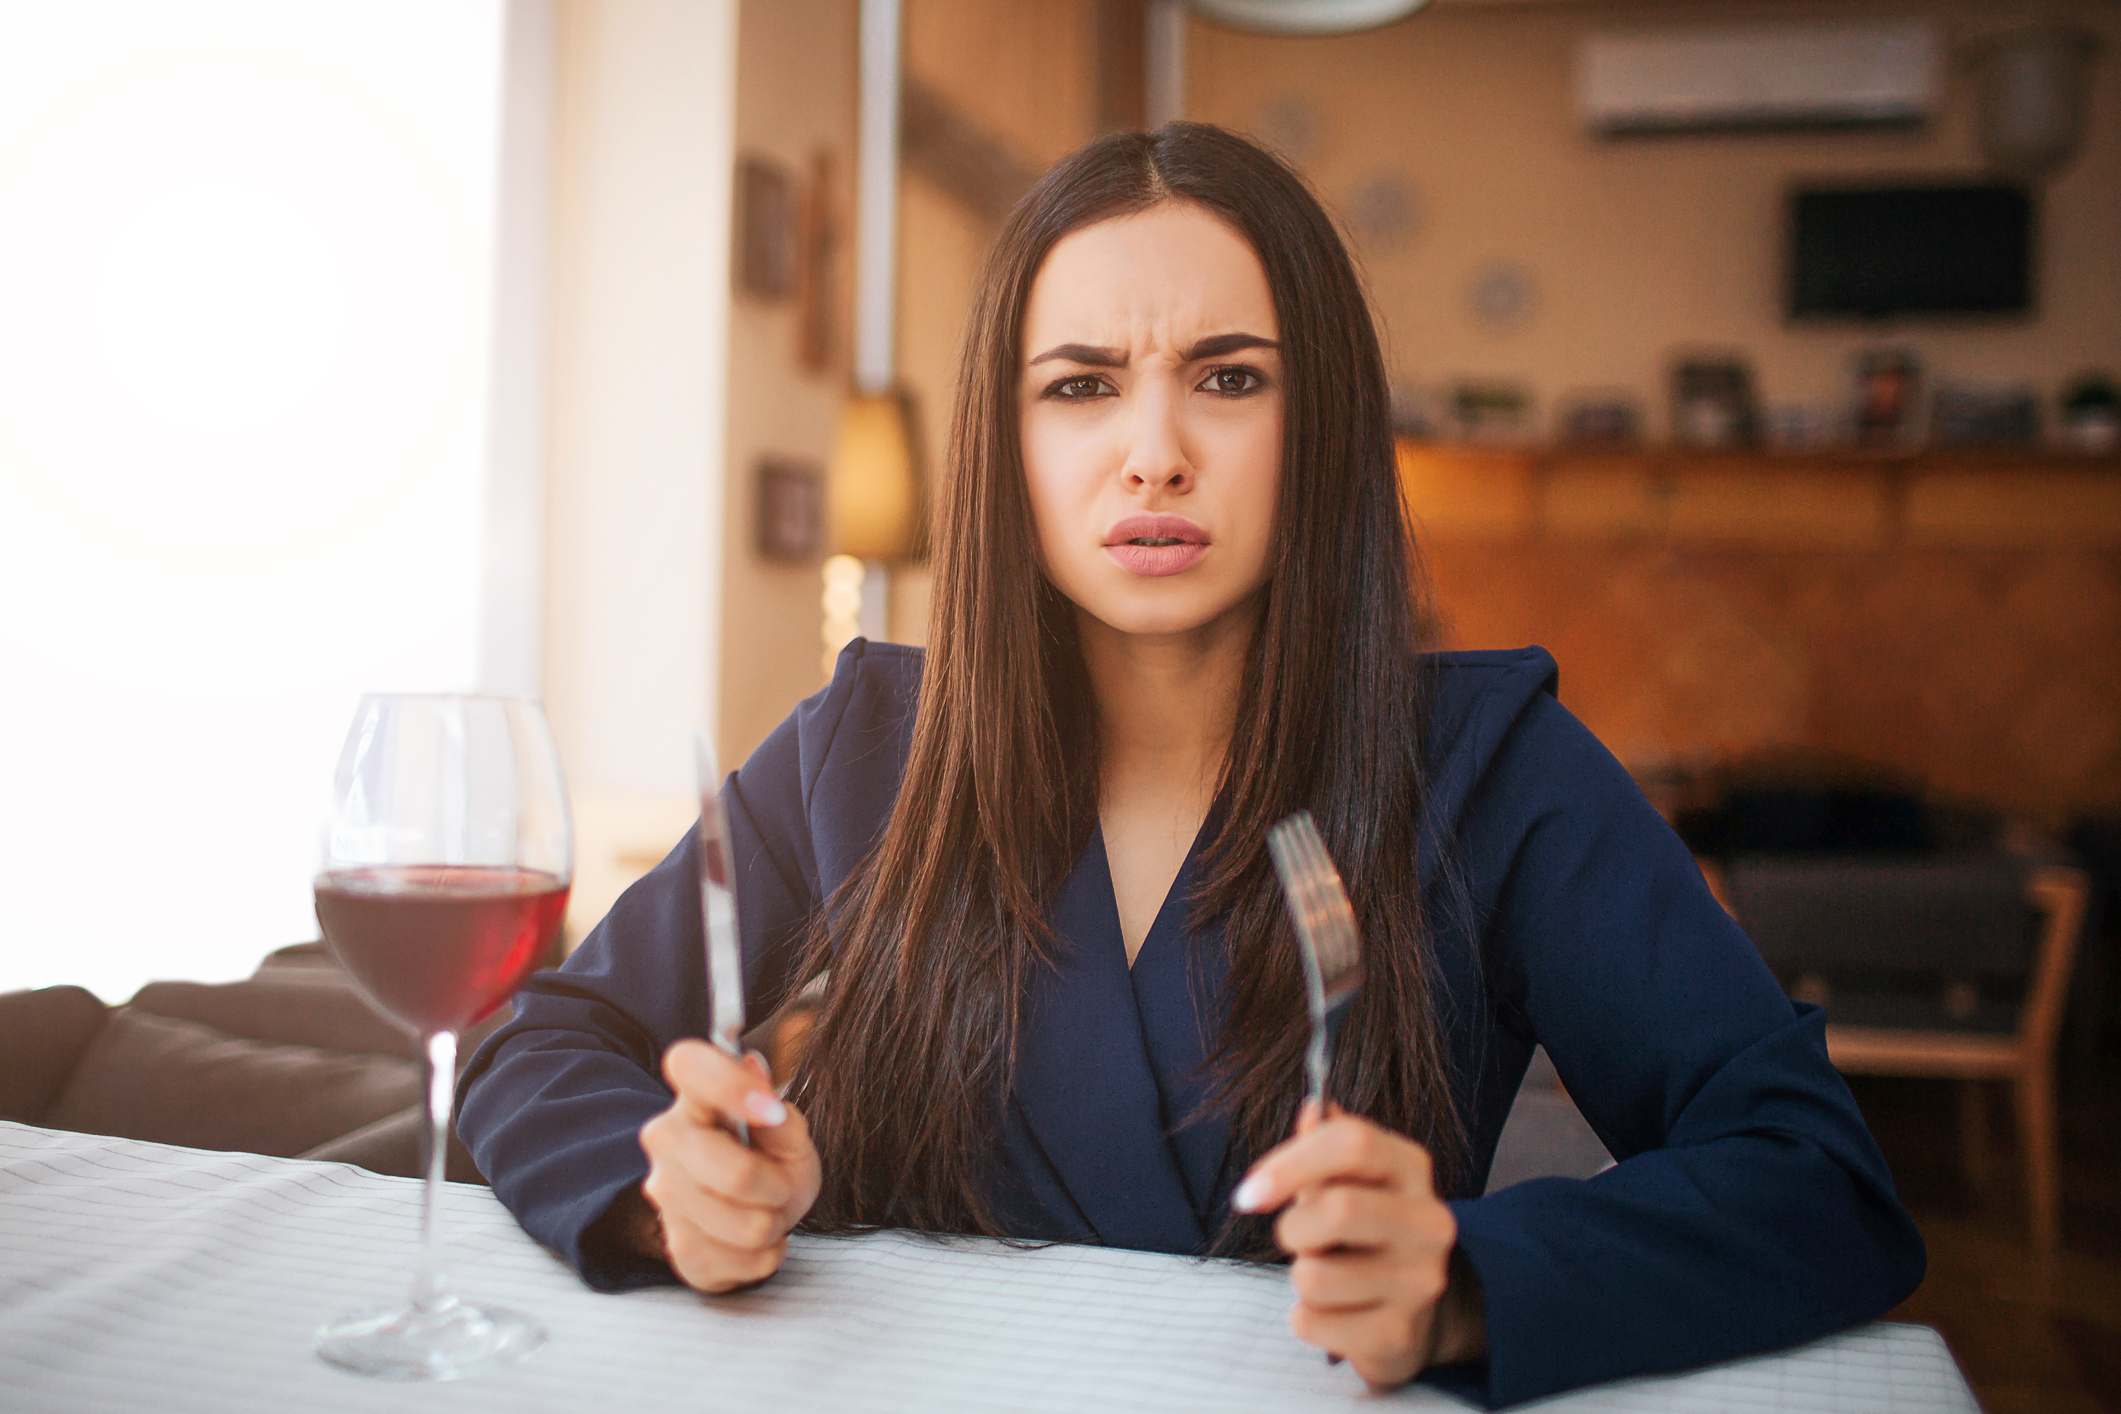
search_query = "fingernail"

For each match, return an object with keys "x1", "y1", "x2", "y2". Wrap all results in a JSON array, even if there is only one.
[
  {"x1": 744, "y1": 1091, "x2": 788, "y2": 1125},
  {"x1": 1231, "y1": 1173, "x2": 1271, "y2": 1213}
]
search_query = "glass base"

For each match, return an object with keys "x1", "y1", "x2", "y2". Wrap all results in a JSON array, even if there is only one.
[{"x1": 316, "y1": 1294, "x2": 544, "y2": 1380}]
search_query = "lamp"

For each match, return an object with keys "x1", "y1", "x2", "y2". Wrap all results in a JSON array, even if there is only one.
[
  {"x1": 1190, "y1": 0, "x2": 1431, "y2": 34},
  {"x1": 826, "y1": 388, "x2": 921, "y2": 561},
  {"x1": 820, "y1": 388, "x2": 921, "y2": 674}
]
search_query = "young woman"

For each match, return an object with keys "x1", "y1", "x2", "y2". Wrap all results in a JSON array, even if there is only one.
[{"x1": 458, "y1": 123, "x2": 1923, "y2": 1407}]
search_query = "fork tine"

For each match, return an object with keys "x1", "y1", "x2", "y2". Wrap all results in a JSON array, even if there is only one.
[
  {"x1": 1304, "y1": 823, "x2": 1341, "y2": 884},
  {"x1": 1302, "y1": 831, "x2": 1361, "y2": 984},
  {"x1": 1305, "y1": 836, "x2": 1343, "y2": 909},
  {"x1": 1284, "y1": 834, "x2": 1326, "y2": 914},
  {"x1": 1268, "y1": 809, "x2": 1369, "y2": 1109},
  {"x1": 1270, "y1": 812, "x2": 1360, "y2": 984},
  {"x1": 1287, "y1": 817, "x2": 1320, "y2": 877}
]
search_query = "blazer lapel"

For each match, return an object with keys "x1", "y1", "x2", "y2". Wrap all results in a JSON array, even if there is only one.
[
  {"x1": 1128, "y1": 869, "x2": 1236, "y2": 1236},
  {"x1": 1012, "y1": 828, "x2": 1208, "y2": 1254}
]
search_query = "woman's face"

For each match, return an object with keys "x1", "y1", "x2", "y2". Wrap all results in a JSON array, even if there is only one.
[{"x1": 1018, "y1": 202, "x2": 1283, "y2": 641}]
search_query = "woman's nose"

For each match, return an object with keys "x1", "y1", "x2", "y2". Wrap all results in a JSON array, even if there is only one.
[{"x1": 1119, "y1": 381, "x2": 1191, "y2": 493}]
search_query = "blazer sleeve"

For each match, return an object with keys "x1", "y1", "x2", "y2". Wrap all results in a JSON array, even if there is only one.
[
  {"x1": 454, "y1": 653, "x2": 866, "y2": 1290},
  {"x1": 1435, "y1": 693, "x2": 1926, "y2": 1407}
]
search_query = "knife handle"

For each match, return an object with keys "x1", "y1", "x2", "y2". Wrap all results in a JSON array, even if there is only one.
[{"x1": 711, "y1": 1035, "x2": 751, "y2": 1146}]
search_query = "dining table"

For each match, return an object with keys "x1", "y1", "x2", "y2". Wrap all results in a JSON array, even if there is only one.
[{"x1": 0, "y1": 1121, "x2": 1977, "y2": 1412}]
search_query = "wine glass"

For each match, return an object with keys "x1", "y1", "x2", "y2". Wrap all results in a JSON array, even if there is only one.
[{"x1": 311, "y1": 693, "x2": 571, "y2": 1380}]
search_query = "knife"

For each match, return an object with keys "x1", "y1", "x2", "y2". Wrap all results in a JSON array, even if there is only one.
[{"x1": 694, "y1": 729, "x2": 748, "y2": 1144}]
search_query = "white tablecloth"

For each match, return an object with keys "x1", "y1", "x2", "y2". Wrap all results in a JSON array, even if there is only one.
[{"x1": 0, "y1": 1122, "x2": 1975, "y2": 1412}]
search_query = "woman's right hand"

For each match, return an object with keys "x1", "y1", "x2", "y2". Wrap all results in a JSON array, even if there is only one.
[{"x1": 636, "y1": 1038, "x2": 822, "y2": 1293}]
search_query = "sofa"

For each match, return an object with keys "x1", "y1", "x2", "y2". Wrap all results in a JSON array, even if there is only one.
[{"x1": 0, "y1": 943, "x2": 500, "y2": 1183}]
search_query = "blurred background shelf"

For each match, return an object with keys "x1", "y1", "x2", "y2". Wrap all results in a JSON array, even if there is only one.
[{"x1": 1399, "y1": 442, "x2": 2121, "y2": 549}]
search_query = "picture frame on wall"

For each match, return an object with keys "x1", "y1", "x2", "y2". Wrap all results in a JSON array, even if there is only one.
[
  {"x1": 756, "y1": 456, "x2": 824, "y2": 560},
  {"x1": 736, "y1": 155, "x2": 797, "y2": 301}
]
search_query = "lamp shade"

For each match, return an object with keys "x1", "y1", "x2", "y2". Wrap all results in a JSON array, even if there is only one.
[
  {"x1": 827, "y1": 388, "x2": 923, "y2": 560},
  {"x1": 1191, "y1": 0, "x2": 1430, "y2": 35}
]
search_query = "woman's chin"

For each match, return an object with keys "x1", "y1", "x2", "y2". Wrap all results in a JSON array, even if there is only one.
[{"x1": 1072, "y1": 585, "x2": 1261, "y2": 644}]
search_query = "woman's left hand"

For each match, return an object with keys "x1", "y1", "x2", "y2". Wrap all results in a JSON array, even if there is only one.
[{"x1": 1231, "y1": 1105, "x2": 1474, "y2": 1389}]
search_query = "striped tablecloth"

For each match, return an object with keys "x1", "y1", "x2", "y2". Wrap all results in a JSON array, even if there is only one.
[{"x1": 0, "y1": 1122, "x2": 1975, "y2": 1412}]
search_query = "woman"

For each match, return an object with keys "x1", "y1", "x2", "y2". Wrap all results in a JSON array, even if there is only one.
[{"x1": 458, "y1": 123, "x2": 1923, "y2": 1407}]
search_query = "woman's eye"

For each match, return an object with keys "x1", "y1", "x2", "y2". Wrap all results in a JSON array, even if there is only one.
[
  {"x1": 1045, "y1": 375, "x2": 1108, "y2": 400},
  {"x1": 1201, "y1": 367, "x2": 1264, "y2": 396}
]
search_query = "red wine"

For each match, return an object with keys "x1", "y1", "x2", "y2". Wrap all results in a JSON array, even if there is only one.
[{"x1": 314, "y1": 865, "x2": 569, "y2": 1036}]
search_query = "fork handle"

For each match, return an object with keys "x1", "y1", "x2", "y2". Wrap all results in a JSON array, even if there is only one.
[
  {"x1": 1304, "y1": 1029, "x2": 1330, "y2": 1113},
  {"x1": 1306, "y1": 996, "x2": 1361, "y2": 1114}
]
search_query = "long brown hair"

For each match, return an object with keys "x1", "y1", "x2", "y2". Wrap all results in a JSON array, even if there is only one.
[{"x1": 786, "y1": 122, "x2": 1457, "y2": 1255}]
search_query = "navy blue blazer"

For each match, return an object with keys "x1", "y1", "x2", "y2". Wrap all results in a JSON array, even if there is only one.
[{"x1": 458, "y1": 641, "x2": 1924, "y2": 1408}]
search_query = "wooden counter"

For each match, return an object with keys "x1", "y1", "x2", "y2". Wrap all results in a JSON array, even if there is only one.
[{"x1": 1397, "y1": 443, "x2": 2121, "y2": 549}]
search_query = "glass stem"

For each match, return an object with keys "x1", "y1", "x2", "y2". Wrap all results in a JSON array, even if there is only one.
[{"x1": 413, "y1": 1028, "x2": 458, "y2": 1313}]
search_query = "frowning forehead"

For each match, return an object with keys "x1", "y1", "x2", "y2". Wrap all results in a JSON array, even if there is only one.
[{"x1": 1020, "y1": 203, "x2": 1279, "y2": 367}]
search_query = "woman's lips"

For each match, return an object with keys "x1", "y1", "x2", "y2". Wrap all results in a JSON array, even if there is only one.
[
  {"x1": 1102, "y1": 514, "x2": 1209, "y2": 577},
  {"x1": 1104, "y1": 542, "x2": 1208, "y2": 576}
]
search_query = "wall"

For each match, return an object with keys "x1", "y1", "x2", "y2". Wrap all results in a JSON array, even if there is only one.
[
  {"x1": 887, "y1": 0, "x2": 1108, "y2": 645},
  {"x1": 721, "y1": 0, "x2": 861, "y2": 761},
  {"x1": 542, "y1": 0, "x2": 738, "y2": 940},
  {"x1": 1186, "y1": 0, "x2": 2121, "y2": 436}
]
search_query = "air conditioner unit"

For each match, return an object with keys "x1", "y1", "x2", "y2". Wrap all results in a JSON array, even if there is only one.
[{"x1": 1577, "y1": 23, "x2": 1940, "y2": 134}]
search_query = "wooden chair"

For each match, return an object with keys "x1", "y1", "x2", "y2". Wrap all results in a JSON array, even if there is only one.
[{"x1": 1722, "y1": 856, "x2": 2089, "y2": 1254}]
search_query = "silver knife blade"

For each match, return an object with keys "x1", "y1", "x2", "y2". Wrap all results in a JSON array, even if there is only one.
[{"x1": 694, "y1": 729, "x2": 748, "y2": 1143}]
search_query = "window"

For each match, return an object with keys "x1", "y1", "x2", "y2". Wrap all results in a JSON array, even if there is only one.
[{"x1": 0, "y1": 3, "x2": 511, "y2": 1000}]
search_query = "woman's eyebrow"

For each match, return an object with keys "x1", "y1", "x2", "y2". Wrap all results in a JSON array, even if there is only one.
[
  {"x1": 1028, "y1": 342, "x2": 1125, "y2": 367},
  {"x1": 1026, "y1": 332, "x2": 1281, "y2": 368},
  {"x1": 1181, "y1": 332, "x2": 1279, "y2": 361}
]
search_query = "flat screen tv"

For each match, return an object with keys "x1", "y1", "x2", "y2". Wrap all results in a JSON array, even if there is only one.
[{"x1": 1788, "y1": 184, "x2": 2033, "y2": 320}]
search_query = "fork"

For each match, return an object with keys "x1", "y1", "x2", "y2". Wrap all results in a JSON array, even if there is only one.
[{"x1": 1266, "y1": 811, "x2": 1365, "y2": 1114}]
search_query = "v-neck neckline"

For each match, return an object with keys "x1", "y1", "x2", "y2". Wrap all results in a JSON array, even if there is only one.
[
  {"x1": 1101, "y1": 813, "x2": 1212, "y2": 973},
  {"x1": 1009, "y1": 824, "x2": 1216, "y2": 1252}
]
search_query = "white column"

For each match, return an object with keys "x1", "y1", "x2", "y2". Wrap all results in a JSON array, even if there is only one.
[
  {"x1": 851, "y1": 0, "x2": 904, "y2": 643},
  {"x1": 480, "y1": 0, "x2": 557, "y2": 700},
  {"x1": 854, "y1": 0, "x2": 902, "y2": 395},
  {"x1": 542, "y1": 0, "x2": 739, "y2": 938}
]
